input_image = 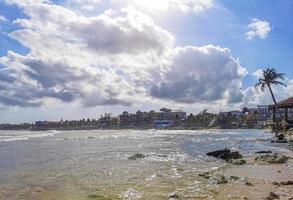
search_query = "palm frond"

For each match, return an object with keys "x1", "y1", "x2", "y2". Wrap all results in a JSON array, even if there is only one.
[
  {"x1": 271, "y1": 81, "x2": 287, "y2": 87},
  {"x1": 255, "y1": 68, "x2": 286, "y2": 93},
  {"x1": 255, "y1": 81, "x2": 263, "y2": 89},
  {"x1": 275, "y1": 73, "x2": 286, "y2": 80},
  {"x1": 261, "y1": 83, "x2": 266, "y2": 91}
]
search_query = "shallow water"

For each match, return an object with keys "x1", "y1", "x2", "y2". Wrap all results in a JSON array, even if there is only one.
[{"x1": 0, "y1": 129, "x2": 290, "y2": 199}]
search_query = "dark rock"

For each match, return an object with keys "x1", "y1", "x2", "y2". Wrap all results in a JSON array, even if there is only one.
[
  {"x1": 280, "y1": 181, "x2": 293, "y2": 185},
  {"x1": 255, "y1": 153, "x2": 288, "y2": 164},
  {"x1": 255, "y1": 151, "x2": 272, "y2": 154},
  {"x1": 198, "y1": 172, "x2": 211, "y2": 179},
  {"x1": 206, "y1": 148, "x2": 230, "y2": 157},
  {"x1": 221, "y1": 151, "x2": 242, "y2": 160},
  {"x1": 277, "y1": 133, "x2": 285, "y2": 141},
  {"x1": 271, "y1": 133, "x2": 289, "y2": 143},
  {"x1": 206, "y1": 148, "x2": 242, "y2": 161},
  {"x1": 272, "y1": 181, "x2": 280, "y2": 186},
  {"x1": 169, "y1": 192, "x2": 179, "y2": 199},
  {"x1": 157, "y1": 154, "x2": 168, "y2": 158},
  {"x1": 209, "y1": 174, "x2": 228, "y2": 184},
  {"x1": 229, "y1": 159, "x2": 246, "y2": 165},
  {"x1": 266, "y1": 192, "x2": 279, "y2": 200},
  {"x1": 275, "y1": 140, "x2": 288, "y2": 143},
  {"x1": 128, "y1": 153, "x2": 148, "y2": 160},
  {"x1": 245, "y1": 182, "x2": 253, "y2": 186},
  {"x1": 230, "y1": 176, "x2": 240, "y2": 181}
]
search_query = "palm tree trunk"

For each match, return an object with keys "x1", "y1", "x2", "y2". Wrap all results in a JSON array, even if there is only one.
[
  {"x1": 268, "y1": 84, "x2": 280, "y2": 133},
  {"x1": 268, "y1": 85, "x2": 278, "y2": 110}
]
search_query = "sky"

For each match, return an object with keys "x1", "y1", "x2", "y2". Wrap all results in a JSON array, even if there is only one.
[{"x1": 0, "y1": 0, "x2": 292, "y2": 123}]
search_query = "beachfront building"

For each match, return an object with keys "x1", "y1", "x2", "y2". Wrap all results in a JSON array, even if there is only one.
[
  {"x1": 219, "y1": 110, "x2": 243, "y2": 119},
  {"x1": 244, "y1": 105, "x2": 273, "y2": 120},
  {"x1": 119, "y1": 111, "x2": 151, "y2": 128},
  {"x1": 159, "y1": 108, "x2": 186, "y2": 121},
  {"x1": 154, "y1": 120, "x2": 173, "y2": 129},
  {"x1": 243, "y1": 113, "x2": 265, "y2": 128},
  {"x1": 269, "y1": 97, "x2": 293, "y2": 129},
  {"x1": 99, "y1": 114, "x2": 118, "y2": 129},
  {"x1": 119, "y1": 111, "x2": 135, "y2": 128},
  {"x1": 257, "y1": 105, "x2": 270, "y2": 118},
  {"x1": 118, "y1": 108, "x2": 186, "y2": 128},
  {"x1": 217, "y1": 111, "x2": 243, "y2": 128}
]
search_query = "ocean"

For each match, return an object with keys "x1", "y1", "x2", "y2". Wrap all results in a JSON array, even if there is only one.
[{"x1": 0, "y1": 129, "x2": 290, "y2": 199}]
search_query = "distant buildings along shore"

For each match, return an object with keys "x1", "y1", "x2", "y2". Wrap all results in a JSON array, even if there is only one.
[{"x1": 1, "y1": 97, "x2": 293, "y2": 131}]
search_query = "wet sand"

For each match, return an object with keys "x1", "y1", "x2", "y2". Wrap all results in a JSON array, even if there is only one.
[{"x1": 199, "y1": 152, "x2": 293, "y2": 200}]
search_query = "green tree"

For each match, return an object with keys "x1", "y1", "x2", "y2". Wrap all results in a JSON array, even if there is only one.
[
  {"x1": 255, "y1": 68, "x2": 287, "y2": 132},
  {"x1": 255, "y1": 68, "x2": 287, "y2": 112}
]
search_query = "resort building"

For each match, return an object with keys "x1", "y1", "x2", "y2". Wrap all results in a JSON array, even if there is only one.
[
  {"x1": 219, "y1": 110, "x2": 243, "y2": 119},
  {"x1": 159, "y1": 108, "x2": 186, "y2": 121},
  {"x1": 154, "y1": 120, "x2": 173, "y2": 129},
  {"x1": 257, "y1": 105, "x2": 270, "y2": 118},
  {"x1": 269, "y1": 97, "x2": 293, "y2": 129}
]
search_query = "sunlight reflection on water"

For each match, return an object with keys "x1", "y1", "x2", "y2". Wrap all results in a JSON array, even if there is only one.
[{"x1": 0, "y1": 129, "x2": 288, "y2": 199}]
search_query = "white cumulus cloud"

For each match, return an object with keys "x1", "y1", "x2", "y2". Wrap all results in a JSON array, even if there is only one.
[
  {"x1": 0, "y1": 0, "x2": 248, "y2": 111},
  {"x1": 66, "y1": 0, "x2": 102, "y2": 11},
  {"x1": 0, "y1": 15, "x2": 7, "y2": 22},
  {"x1": 150, "y1": 45, "x2": 247, "y2": 104},
  {"x1": 109, "y1": 0, "x2": 214, "y2": 14},
  {"x1": 246, "y1": 18, "x2": 271, "y2": 40}
]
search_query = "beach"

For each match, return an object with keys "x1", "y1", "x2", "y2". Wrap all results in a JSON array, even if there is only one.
[
  {"x1": 195, "y1": 153, "x2": 293, "y2": 200},
  {"x1": 0, "y1": 129, "x2": 292, "y2": 200}
]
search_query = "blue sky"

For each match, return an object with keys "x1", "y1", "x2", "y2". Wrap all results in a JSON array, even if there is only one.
[
  {"x1": 162, "y1": 0, "x2": 293, "y2": 81},
  {"x1": 0, "y1": 0, "x2": 292, "y2": 123}
]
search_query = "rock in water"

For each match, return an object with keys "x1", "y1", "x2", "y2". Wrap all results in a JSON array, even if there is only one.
[
  {"x1": 277, "y1": 133, "x2": 285, "y2": 140},
  {"x1": 128, "y1": 153, "x2": 147, "y2": 160},
  {"x1": 255, "y1": 153, "x2": 288, "y2": 164},
  {"x1": 206, "y1": 149, "x2": 242, "y2": 161},
  {"x1": 220, "y1": 151, "x2": 242, "y2": 160},
  {"x1": 230, "y1": 176, "x2": 240, "y2": 181},
  {"x1": 271, "y1": 134, "x2": 288, "y2": 143},
  {"x1": 229, "y1": 159, "x2": 246, "y2": 165},
  {"x1": 209, "y1": 174, "x2": 228, "y2": 184},
  {"x1": 206, "y1": 148, "x2": 230, "y2": 157},
  {"x1": 198, "y1": 172, "x2": 211, "y2": 179},
  {"x1": 255, "y1": 151, "x2": 272, "y2": 154}
]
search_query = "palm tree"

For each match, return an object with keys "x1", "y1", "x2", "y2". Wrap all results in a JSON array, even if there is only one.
[
  {"x1": 255, "y1": 68, "x2": 287, "y2": 112},
  {"x1": 255, "y1": 68, "x2": 287, "y2": 132}
]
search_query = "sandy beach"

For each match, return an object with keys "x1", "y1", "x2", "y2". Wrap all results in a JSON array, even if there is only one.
[{"x1": 195, "y1": 152, "x2": 293, "y2": 200}]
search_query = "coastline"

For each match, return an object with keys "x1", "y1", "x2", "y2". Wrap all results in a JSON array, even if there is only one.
[
  {"x1": 195, "y1": 152, "x2": 293, "y2": 200},
  {"x1": 0, "y1": 129, "x2": 292, "y2": 200}
]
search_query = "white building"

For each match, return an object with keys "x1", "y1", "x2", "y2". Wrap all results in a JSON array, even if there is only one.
[
  {"x1": 257, "y1": 105, "x2": 270, "y2": 118},
  {"x1": 160, "y1": 108, "x2": 186, "y2": 120},
  {"x1": 219, "y1": 110, "x2": 243, "y2": 118}
]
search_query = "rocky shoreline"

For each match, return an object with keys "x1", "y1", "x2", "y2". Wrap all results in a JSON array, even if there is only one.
[
  {"x1": 0, "y1": 129, "x2": 292, "y2": 200},
  {"x1": 192, "y1": 149, "x2": 293, "y2": 200},
  {"x1": 123, "y1": 146, "x2": 293, "y2": 200}
]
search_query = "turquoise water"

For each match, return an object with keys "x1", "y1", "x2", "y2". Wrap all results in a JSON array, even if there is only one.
[{"x1": 0, "y1": 129, "x2": 290, "y2": 199}]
